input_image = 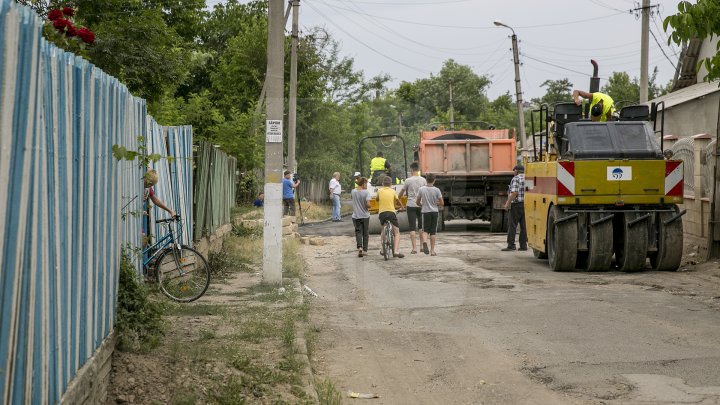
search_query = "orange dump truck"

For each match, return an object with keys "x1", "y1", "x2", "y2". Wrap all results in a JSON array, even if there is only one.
[{"x1": 418, "y1": 127, "x2": 517, "y2": 231}]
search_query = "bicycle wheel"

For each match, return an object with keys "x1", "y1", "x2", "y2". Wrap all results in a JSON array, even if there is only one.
[
  {"x1": 383, "y1": 224, "x2": 393, "y2": 261},
  {"x1": 156, "y1": 245, "x2": 211, "y2": 302}
]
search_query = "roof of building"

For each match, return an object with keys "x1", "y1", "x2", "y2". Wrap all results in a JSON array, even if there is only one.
[{"x1": 648, "y1": 80, "x2": 720, "y2": 109}]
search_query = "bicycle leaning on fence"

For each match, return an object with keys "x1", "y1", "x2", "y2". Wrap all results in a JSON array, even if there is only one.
[{"x1": 143, "y1": 215, "x2": 211, "y2": 302}]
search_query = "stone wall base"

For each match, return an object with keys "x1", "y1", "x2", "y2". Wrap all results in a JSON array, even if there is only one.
[
  {"x1": 60, "y1": 331, "x2": 116, "y2": 405},
  {"x1": 194, "y1": 223, "x2": 233, "y2": 258}
]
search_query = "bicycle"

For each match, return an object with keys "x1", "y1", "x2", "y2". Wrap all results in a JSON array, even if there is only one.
[
  {"x1": 381, "y1": 219, "x2": 394, "y2": 261},
  {"x1": 142, "y1": 215, "x2": 211, "y2": 302}
]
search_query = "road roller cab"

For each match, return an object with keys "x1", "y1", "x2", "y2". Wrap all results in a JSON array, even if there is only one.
[{"x1": 526, "y1": 70, "x2": 685, "y2": 272}]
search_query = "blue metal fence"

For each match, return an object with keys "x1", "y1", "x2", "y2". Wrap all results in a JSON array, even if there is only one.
[{"x1": 0, "y1": 1, "x2": 193, "y2": 403}]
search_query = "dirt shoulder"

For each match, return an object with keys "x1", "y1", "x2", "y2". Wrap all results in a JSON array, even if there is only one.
[{"x1": 107, "y1": 227, "x2": 317, "y2": 404}]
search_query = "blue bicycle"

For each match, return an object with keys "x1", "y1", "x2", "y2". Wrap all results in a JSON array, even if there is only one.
[{"x1": 143, "y1": 216, "x2": 210, "y2": 302}]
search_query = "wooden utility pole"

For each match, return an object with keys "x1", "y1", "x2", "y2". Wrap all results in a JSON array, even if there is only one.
[
  {"x1": 639, "y1": 0, "x2": 650, "y2": 103},
  {"x1": 288, "y1": 0, "x2": 299, "y2": 174},
  {"x1": 263, "y1": 0, "x2": 285, "y2": 284}
]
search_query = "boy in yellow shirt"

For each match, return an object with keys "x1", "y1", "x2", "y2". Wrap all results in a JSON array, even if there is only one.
[{"x1": 376, "y1": 176, "x2": 405, "y2": 258}]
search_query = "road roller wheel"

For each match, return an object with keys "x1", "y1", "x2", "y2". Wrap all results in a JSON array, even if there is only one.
[
  {"x1": 615, "y1": 212, "x2": 649, "y2": 272},
  {"x1": 649, "y1": 209, "x2": 683, "y2": 271},
  {"x1": 585, "y1": 213, "x2": 613, "y2": 271},
  {"x1": 547, "y1": 206, "x2": 577, "y2": 272},
  {"x1": 533, "y1": 248, "x2": 548, "y2": 260},
  {"x1": 368, "y1": 214, "x2": 382, "y2": 234},
  {"x1": 490, "y1": 209, "x2": 505, "y2": 233}
]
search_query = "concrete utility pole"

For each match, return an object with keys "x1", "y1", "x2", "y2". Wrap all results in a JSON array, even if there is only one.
[
  {"x1": 639, "y1": 0, "x2": 650, "y2": 103},
  {"x1": 494, "y1": 20, "x2": 526, "y2": 150},
  {"x1": 263, "y1": 0, "x2": 285, "y2": 285},
  {"x1": 288, "y1": 0, "x2": 299, "y2": 174}
]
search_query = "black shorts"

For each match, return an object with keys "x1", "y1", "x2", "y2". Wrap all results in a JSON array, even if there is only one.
[
  {"x1": 422, "y1": 212, "x2": 439, "y2": 235},
  {"x1": 407, "y1": 206, "x2": 422, "y2": 231},
  {"x1": 379, "y1": 212, "x2": 399, "y2": 228}
]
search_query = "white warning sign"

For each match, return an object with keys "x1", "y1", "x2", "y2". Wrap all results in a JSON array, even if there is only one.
[{"x1": 266, "y1": 120, "x2": 283, "y2": 143}]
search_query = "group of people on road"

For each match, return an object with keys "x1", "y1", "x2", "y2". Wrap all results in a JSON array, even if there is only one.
[{"x1": 351, "y1": 162, "x2": 443, "y2": 259}]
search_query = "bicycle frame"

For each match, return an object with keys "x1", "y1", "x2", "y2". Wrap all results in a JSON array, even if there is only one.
[{"x1": 142, "y1": 219, "x2": 183, "y2": 269}]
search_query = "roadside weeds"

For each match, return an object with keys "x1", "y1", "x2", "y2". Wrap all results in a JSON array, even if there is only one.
[{"x1": 107, "y1": 220, "x2": 343, "y2": 404}]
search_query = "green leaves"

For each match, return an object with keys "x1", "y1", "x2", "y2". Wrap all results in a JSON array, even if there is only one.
[{"x1": 664, "y1": 0, "x2": 720, "y2": 82}]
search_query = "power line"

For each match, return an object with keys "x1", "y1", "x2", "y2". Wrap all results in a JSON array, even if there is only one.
[
  {"x1": 521, "y1": 53, "x2": 609, "y2": 79},
  {"x1": 320, "y1": 0, "x2": 475, "y2": 5},
  {"x1": 303, "y1": 1, "x2": 431, "y2": 73},
  {"x1": 331, "y1": 0, "x2": 501, "y2": 56},
  {"x1": 649, "y1": 25, "x2": 677, "y2": 69},
  {"x1": 309, "y1": 0, "x2": 626, "y2": 30},
  {"x1": 585, "y1": 0, "x2": 628, "y2": 13}
]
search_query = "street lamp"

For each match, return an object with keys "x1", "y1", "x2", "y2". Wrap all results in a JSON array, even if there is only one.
[{"x1": 493, "y1": 20, "x2": 526, "y2": 150}]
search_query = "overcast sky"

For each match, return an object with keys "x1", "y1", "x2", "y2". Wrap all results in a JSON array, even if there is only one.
[{"x1": 208, "y1": 0, "x2": 683, "y2": 100}]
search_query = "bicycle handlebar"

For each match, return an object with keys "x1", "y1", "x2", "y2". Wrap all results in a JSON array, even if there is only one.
[{"x1": 156, "y1": 215, "x2": 181, "y2": 224}]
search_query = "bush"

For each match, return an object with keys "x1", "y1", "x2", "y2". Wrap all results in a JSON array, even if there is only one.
[{"x1": 115, "y1": 248, "x2": 165, "y2": 352}]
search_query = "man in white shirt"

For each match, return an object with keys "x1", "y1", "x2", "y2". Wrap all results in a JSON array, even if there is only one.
[{"x1": 329, "y1": 172, "x2": 342, "y2": 222}]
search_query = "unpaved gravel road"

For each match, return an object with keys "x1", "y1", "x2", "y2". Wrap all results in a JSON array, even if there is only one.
[{"x1": 301, "y1": 220, "x2": 720, "y2": 404}]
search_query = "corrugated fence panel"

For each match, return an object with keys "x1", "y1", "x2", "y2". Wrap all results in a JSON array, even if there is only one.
[
  {"x1": 146, "y1": 122, "x2": 195, "y2": 246},
  {"x1": 194, "y1": 141, "x2": 237, "y2": 238},
  {"x1": 0, "y1": 1, "x2": 193, "y2": 403},
  {"x1": 167, "y1": 126, "x2": 194, "y2": 245}
]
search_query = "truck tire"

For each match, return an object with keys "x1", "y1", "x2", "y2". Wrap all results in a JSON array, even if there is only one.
[
  {"x1": 547, "y1": 206, "x2": 577, "y2": 272},
  {"x1": 615, "y1": 212, "x2": 649, "y2": 272},
  {"x1": 649, "y1": 209, "x2": 683, "y2": 271},
  {"x1": 489, "y1": 208, "x2": 506, "y2": 233}
]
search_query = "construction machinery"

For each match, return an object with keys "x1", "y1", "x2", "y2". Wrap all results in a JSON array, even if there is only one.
[
  {"x1": 416, "y1": 123, "x2": 517, "y2": 231},
  {"x1": 357, "y1": 134, "x2": 409, "y2": 234},
  {"x1": 525, "y1": 60, "x2": 685, "y2": 271}
]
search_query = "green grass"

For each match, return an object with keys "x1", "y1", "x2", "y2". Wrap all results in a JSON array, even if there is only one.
[
  {"x1": 315, "y1": 378, "x2": 343, "y2": 405},
  {"x1": 164, "y1": 303, "x2": 227, "y2": 316},
  {"x1": 119, "y1": 209, "x2": 342, "y2": 404}
]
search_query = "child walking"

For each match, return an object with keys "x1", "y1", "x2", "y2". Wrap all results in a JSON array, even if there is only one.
[
  {"x1": 351, "y1": 177, "x2": 371, "y2": 257},
  {"x1": 416, "y1": 173, "x2": 444, "y2": 256}
]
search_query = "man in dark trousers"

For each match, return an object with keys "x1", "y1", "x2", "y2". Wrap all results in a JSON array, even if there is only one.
[{"x1": 501, "y1": 165, "x2": 527, "y2": 251}]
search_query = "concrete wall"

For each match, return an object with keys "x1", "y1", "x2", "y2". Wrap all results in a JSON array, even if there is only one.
[
  {"x1": 60, "y1": 333, "x2": 116, "y2": 405},
  {"x1": 661, "y1": 92, "x2": 720, "y2": 140},
  {"x1": 667, "y1": 135, "x2": 714, "y2": 259}
]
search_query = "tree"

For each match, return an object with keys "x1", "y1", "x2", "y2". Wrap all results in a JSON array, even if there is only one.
[
  {"x1": 602, "y1": 72, "x2": 639, "y2": 108},
  {"x1": 532, "y1": 78, "x2": 573, "y2": 107},
  {"x1": 664, "y1": 0, "x2": 720, "y2": 82},
  {"x1": 602, "y1": 67, "x2": 667, "y2": 107}
]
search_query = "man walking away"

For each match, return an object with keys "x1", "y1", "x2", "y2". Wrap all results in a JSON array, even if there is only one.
[
  {"x1": 416, "y1": 173, "x2": 444, "y2": 256},
  {"x1": 351, "y1": 177, "x2": 371, "y2": 257},
  {"x1": 283, "y1": 171, "x2": 300, "y2": 216},
  {"x1": 502, "y1": 165, "x2": 527, "y2": 251},
  {"x1": 398, "y1": 162, "x2": 426, "y2": 254},
  {"x1": 329, "y1": 172, "x2": 342, "y2": 222}
]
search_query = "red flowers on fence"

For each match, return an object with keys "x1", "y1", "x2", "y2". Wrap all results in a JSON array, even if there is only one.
[{"x1": 46, "y1": 6, "x2": 94, "y2": 45}]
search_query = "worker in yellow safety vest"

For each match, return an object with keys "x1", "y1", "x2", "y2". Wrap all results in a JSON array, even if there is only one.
[
  {"x1": 370, "y1": 151, "x2": 390, "y2": 185},
  {"x1": 572, "y1": 89, "x2": 616, "y2": 122}
]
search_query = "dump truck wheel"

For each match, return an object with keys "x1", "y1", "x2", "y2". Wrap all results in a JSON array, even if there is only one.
[
  {"x1": 649, "y1": 209, "x2": 683, "y2": 271},
  {"x1": 489, "y1": 209, "x2": 505, "y2": 233},
  {"x1": 547, "y1": 206, "x2": 577, "y2": 272},
  {"x1": 585, "y1": 212, "x2": 613, "y2": 271},
  {"x1": 615, "y1": 212, "x2": 649, "y2": 272}
]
